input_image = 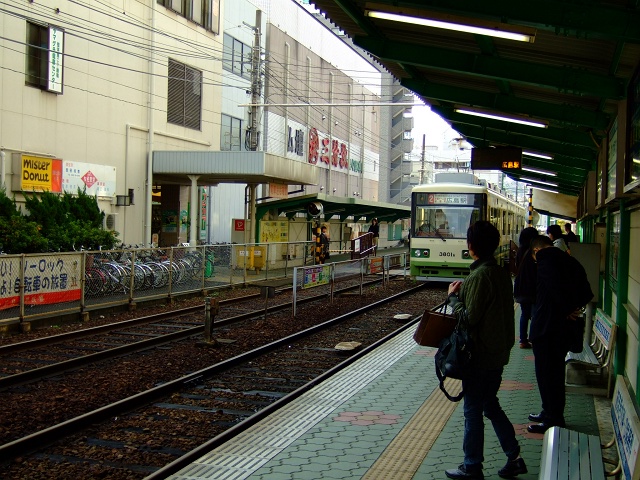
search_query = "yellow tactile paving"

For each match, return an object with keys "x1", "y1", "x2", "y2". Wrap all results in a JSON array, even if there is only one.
[{"x1": 362, "y1": 378, "x2": 462, "y2": 479}]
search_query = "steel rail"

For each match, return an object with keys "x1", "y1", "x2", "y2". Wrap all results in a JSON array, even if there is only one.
[
  {"x1": 0, "y1": 283, "x2": 426, "y2": 462},
  {"x1": 0, "y1": 277, "x2": 392, "y2": 389}
]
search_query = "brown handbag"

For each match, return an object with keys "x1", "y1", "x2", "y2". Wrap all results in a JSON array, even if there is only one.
[{"x1": 413, "y1": 301, "x2": 456, "y2": 347}]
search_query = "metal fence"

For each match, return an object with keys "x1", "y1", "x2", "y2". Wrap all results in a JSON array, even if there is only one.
[
  {"x1": 0, "y1": 244, "x2": 407, "y2": 327},
  {"x1": 291, "y1": 253, "x2": 408, "y2": 317}
]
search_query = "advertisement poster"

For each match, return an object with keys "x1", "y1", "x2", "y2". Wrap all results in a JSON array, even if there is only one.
[
  {"x1": 180, "y1": 209, "x2": 188, "y2": 233},
  {"x1": 18, "y1": 155, "x2": 63, "y2": 192},
  {"x1": 163, "y1": 210, "x2": 177, "y2": 233},
  {"x1": 62, "y1": 161, "x2": 116, "y2": 197},
  {"x1": 200, "y1": 188, "x2": 208, "y2": 242},
  {"x1": 302, "y1": 265, "x2": 330, "y2": 289},
  {"x1": 260, "y1": 221, "x2": 289, "y2": 243},
  {"x1": 370, "y1": 257, "x2": 383, "y2": 274},
  {"x1": 0, "y1": 254, "x2": 81, "y2": 310},
  {"x1": 48, "y1": 26, "x2": 64, "y2": 93}
]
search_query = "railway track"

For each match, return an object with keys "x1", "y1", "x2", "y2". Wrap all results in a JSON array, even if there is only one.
[
  {"x1": 1, "y1": 282, "x2": 446, "y2": 479},
  {"x1": 0, "y1": 277, "x2": 380, "y2": 390}
]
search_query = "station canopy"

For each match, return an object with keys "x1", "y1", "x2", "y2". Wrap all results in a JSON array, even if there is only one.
[
  {"x1": 310, "y1": 0, "x2": 640, "y2": 207},
  {"x1": 256, "y1": 193, "x2": 411, "y2": 224}
]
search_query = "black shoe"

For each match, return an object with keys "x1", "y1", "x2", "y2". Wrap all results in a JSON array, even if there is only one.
[
  {"x1": 528, "y1": 412, "x2": 545, "y2": 422},
  {"x1": 445, "y1": 464, "x2": 484, "y2": 479},
  {"x1": 527, "y1": 422, "x2": 560, "y2": 434},
  {"x1": 498, "y1": 457, "x2": 527, "y2": 478}
]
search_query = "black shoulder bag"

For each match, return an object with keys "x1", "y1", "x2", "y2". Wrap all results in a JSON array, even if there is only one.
[{"x1": 434, "y1": 308, "x2": 473, "y2": 402}]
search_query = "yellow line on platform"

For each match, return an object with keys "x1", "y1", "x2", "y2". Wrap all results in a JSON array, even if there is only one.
[{"x1": 362, "y1": 378, "x2": 462, "y2": 480}]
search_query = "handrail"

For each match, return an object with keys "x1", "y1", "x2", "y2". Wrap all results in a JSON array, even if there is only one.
[{"x1": 350, "y1": 232, "x2": 375, "y2": 260}]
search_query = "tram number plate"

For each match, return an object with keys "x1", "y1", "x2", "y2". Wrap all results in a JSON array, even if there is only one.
[{"x1": 439, "y1": 252, "x2": 455, "y2": 257}]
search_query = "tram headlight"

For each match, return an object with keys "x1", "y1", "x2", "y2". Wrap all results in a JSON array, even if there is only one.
[
  {"x1": 413, "y1": 249, "x2": 430, "y2": 258},
  {"x1": 462, "y1": 250, "x2": 470, "y2": 259}
]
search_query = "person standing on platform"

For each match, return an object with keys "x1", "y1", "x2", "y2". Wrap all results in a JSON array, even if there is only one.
[
  {"x1": 444, "y1": 221, "x2": 527, "y2": 480},
  {"x1": 563, "y1": 223, "x2": 578, "y2": 245},
  {"x1": 319, "y1": 225, "x2": 330, "y2": 263},
  {"x1": 513, "y1": 227, "x2": 539, "y2": 349},
  {"x1": 368, "y1": 218, "x2": 380, "y2": 255},
  {"x1": 526, "y1": 235, "x2": 593, "y2": 434},
  {"x1": 547, "y1": 224, "x2": 569, "y2": 253}
]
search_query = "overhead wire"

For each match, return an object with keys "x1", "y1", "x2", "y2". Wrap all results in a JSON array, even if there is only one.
[{"x1": 2, "y1": 0, "x2": 416, "y2": 178}]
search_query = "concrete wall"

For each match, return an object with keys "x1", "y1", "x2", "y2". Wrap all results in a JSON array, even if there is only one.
[{"x1": 0, "y1": 1, "x2": 223, "y2": 245}]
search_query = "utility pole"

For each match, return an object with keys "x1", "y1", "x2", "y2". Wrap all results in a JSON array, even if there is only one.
[
  {"x1": 244, "y1": 10, "x2": 262, "y2": 245},
  {"x1": 247, "y1": 10, "x2": 262, "y2": 152},
  {"x1": 420, "y1": 133, "x2": 426, "y2": 185}
]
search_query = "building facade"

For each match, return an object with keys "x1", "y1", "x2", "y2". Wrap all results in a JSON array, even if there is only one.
[{"x1": 1, "y1": 0, "x2": 409, "y2": 248}]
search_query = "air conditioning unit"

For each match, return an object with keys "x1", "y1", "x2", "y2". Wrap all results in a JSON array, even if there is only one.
[{"x1": 104, "y1": 213, "x2": 117, "y2": 231}]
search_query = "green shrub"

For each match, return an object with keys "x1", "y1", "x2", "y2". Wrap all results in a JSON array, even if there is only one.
[{"x1": 0, "y1": 188, "x2": 118, "y2": 253}]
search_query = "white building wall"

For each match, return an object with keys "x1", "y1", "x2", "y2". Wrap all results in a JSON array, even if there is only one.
[
  {"x1": 1, "y1": 0, "x2": 388, "y2": 245},
  {"x1": 0, "y1": 1, "x2": 223, "y2": 245},
  {"x1": 208, "y1": 0, "x2": 266, "y2": 244},
  {"x1": 251, "y1": 0, "x2": 380, "y2": 94}
]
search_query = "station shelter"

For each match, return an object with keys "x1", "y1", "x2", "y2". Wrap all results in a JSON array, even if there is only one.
[{"x1": 152, "y1": 150, "x2": 410, "y2": 250}]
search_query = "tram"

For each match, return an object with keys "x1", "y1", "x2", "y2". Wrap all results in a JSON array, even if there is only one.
[{"x1": 409, "y1": 174, "x2": 526, "y2": 281}]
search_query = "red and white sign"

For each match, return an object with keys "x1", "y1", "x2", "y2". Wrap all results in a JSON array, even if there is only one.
[
  {"x1": 0, "y1": 254, "x2": 82, "y2": 310},
  {"x1": 82, "y1": 170, "x2": 97, "y2": 188},
  {"x1": 234, "y1": 219, "x2": 245, "y2": 231}
]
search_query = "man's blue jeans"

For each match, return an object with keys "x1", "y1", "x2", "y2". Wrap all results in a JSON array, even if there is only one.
[
  {"x1": 461, "y1": 367, "x2": 520, "y2": 472},
  {"x1": 519, "y1": 302, "x2": 532, "y2": 343}
]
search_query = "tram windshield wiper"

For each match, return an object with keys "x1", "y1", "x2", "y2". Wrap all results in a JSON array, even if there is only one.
[{"x1": 435, "y1": 229, "x2": 446, "y2": 242}]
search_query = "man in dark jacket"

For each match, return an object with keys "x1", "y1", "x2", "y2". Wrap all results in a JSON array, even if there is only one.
[
  {"x1": 513, "y1": 227, "x2": 539, "y2": 348},
  {"x1": 563, "y1": 223, "x2": 578, "y2": 244},
  {"x1": 527, "y1": 236, "x2": 594, "y2": 433},
  {"x1": 444, "y1": 221, "x2": 526, "y2": 479}
]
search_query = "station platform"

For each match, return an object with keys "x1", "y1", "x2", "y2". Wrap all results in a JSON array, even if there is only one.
[{"x1": 167, "y1": 307, "x2": 610, "y2": 480}]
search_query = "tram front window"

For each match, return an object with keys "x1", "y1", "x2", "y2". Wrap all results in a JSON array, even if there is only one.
[{"x1": 414, "y1": 206, "x2": 481, "y2": 238}]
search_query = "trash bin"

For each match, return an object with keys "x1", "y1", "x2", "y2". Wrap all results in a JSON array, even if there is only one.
[
  {"x1": 253, "y1": 246, "x2": 266, "y2": 271},
  {"x1": 235, "y1": 246, "x2": 254, "y2": 270}
]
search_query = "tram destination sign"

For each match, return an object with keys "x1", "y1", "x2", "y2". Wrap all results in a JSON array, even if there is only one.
[
  {"x1": 471, "y1": 146, "x2": 522, "y2": 171},
  {"x1": 428, "y1": 194, "x2": 469, "y2": 205}
]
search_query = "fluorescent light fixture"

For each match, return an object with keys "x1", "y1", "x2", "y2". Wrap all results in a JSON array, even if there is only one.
[
  {"x1": 365, "y1": 10, "x2": 536, "y2": 43},
  {"x1": 522, "y1": 166, "x2": 557, "y2": 177},
  {"x1": 523, "y1": 150, "x2": 554, "y2": 160},
  {"x1": 455, "y1": 107, "x2": 548, "y2": 128},
  {"x1": 521, "y1": 177, "x2": 558, "y2": 187},
  {"x1": 526, "y1": 184, "x2": 559, "y2": 194}
]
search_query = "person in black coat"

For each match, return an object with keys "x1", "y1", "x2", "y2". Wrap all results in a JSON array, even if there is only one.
[
  {"x1": 527, "y1": 235, "x2": 594, "y2": 434},
  {"x1": 513, "y1": 227, "x2": 539, "y2": 348},
  {"x1": 368, "y1": 218, "x2": 380, "y2": 255},
  {"x1": 563, "y1": 223, "x2": 578, "y2": 244},
  {"x1": 319, "y1": 226, "x2": 330, "y2": 263}
]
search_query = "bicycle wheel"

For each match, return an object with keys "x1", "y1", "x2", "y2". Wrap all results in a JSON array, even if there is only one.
[{"x1": 85, "y1": 268, "x2": 106, "y2": 296}]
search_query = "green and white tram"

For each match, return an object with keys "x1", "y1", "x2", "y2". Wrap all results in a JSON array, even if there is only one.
[{"x1": 410, "y1": 175, "x2": 526, "y2": 281}]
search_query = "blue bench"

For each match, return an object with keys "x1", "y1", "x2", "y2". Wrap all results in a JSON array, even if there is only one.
[
  {"x1": 539, "y1": 375, "x2": 640, "y2": 480},
  {"x1": 566, "y1": 309, "x2": 616, "y2": 395}
]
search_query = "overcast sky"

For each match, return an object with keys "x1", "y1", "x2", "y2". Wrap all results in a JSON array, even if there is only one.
[{"x1": 411, "y1": 104, "x2": 463, "y2": 151}]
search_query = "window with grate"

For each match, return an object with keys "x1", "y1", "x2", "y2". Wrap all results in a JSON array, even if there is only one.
[
  {"x1": 157, "y1": 0, "x2": 219, "y2": 34},
  {"x1": 221, "y1": 114, "x2": 243, "y2": 151},
  {"x1": 167, "y1": 59, "x2": 202, "y2": 130}
]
